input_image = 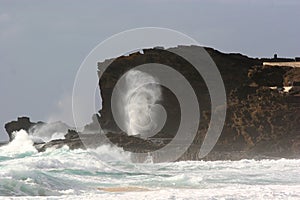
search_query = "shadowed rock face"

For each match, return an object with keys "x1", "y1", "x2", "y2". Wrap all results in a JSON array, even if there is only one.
[
  {"x1": 97, "y1": 46, "x2": 300, "y2": 160},
  {"x1": 4, "y1": 117, "x2": 44, "y2": 141},
  {"x1": 4, "y1": 46, "x2": 300, "y2": 161}
]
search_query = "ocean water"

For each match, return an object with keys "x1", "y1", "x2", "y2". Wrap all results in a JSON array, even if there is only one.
[{"x1": 0, "y1": 130, "x2": 300, "y2": 200}]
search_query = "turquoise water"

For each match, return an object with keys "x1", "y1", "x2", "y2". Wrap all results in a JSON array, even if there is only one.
[{"x1": 1, "y1": 131, "x2": 300, "y2": 199}]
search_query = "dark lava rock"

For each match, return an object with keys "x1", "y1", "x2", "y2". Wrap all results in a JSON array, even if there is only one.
[
  {"x1": 97, "y1": 46, "x2": 300, "y2": 161},
  {"x1": 35, "y1": 129, "x2": 162, "y2": 153},
  {"x1": 4, "y1": 117, "x2": 44, "y2": 141},
  {"x1": 4, "y1": 117, "x2": 162, "y2": 154},
  {"x1": 4, "y1": 46, "x2": 300, "y2": 161}
]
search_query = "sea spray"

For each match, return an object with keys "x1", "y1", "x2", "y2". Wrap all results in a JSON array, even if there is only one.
[
  {"x1": 0, "y1": 131, "x2": 300, "y2": 198},
  {"x1": 0, "y1": 130, "x2": 37, "y2": 155},
  {"x1": 122, "y1": 70, "x2": 162, "y2": 137},
  {"x1": 0, "y1": 130, "x2": 133, "y2": 196},
  {"x1": 89, "y1": 144, "x2": 131, "y2": 163},
  {"x1": 29, "y1": 122, "x2": 70, "y2": 143},
  {"x1": 1, "y1": 132, "x2": 299, "y2": 198}
]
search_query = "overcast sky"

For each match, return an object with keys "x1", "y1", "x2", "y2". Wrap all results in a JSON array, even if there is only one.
[{"x1": 0, "y1": 0, "x2": 299, "y2": 141}]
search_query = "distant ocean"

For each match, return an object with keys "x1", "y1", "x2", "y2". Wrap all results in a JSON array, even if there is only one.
[{"x1": 0, "y1": 130, "x2": 300, "y2": 200}]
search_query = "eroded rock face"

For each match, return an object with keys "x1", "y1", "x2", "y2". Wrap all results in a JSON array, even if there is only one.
[
  {"x1": 97, "y1": 46, "x2": 300, "y2": 160},
  {"x1": 4, "y1": 46, "x2": 300, "y2": 161}
]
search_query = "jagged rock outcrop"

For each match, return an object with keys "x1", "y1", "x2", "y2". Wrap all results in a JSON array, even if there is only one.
[
  {"x1": 4, "y1": 117, "x2": 44, "y2": 141},
  {"x1": 4, "y1": 46, "x2": 300, "y2": 161},
  {"x1": 4, "y1": 117, "x2": 162, "y2": 153},
  {"x1": 97, "y1": 46, "x2": 300, "y2": 161}
]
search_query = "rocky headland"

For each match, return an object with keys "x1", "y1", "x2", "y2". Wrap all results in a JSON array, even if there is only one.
[{"x1": 4, "y1": 46, "x2": 300, "y2": 161}]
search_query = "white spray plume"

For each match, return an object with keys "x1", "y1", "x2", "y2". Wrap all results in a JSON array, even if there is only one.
[
  {"x1": 122, "y1": 70, "x2": 162, "y2": 137},
  {"x1": 29, "y1": 122, "x2": 71, "y2": 143},
  {"x1": 0, "y1": 130, "x2": 37, "y2": 155}
]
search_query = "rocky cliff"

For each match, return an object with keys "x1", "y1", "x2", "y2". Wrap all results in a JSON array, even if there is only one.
[
  {"x1": 97, "y1": 46, "x2": 300, "y2": 161},
  {"x1": 4, "y1": 46, "x2": 300, "y2": 161}
]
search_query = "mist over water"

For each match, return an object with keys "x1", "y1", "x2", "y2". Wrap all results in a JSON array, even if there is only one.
[{"x1": 29, "y1": 122, "x2": 70, "y2": 143}]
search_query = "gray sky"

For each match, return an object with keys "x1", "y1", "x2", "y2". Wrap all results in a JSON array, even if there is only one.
[{"x1": 0, "y1": 0, "x2": 299, "y2": 141}]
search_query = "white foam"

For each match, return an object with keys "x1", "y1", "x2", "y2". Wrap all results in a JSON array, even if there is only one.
[
  {"x1": 90, "y1": 144, "x2": 131, "y2": 162},
  {"x1": 29, "y1": 122, "x2": 70, "y2": 143},
  {"x1": 1, "y1": 129, "x2": 300, "y2": 199},
  {"x1": 0, "y1": 130, "x2": 37, "y2": 155}
]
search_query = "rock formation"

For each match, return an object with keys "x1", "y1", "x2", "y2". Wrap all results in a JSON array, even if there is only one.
[
  {"x1": 4, "y1": 117, "x2": 44, "y2": 142},
  {"x1": 4, "y1": 46, "x2": 300, "y2": 161},
  {"x1": 97, "y1": 46, "x2": 300, "y2": 161}
]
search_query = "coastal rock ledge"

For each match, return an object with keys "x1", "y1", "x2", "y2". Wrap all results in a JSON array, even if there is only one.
[{"x1": 4, "y1": 46, "x2": 300, "y2": 161}]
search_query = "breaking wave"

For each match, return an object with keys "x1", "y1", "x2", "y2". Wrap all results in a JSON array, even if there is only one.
[{"x1": 0, "y1": 130, "x2": 300, "y2": 199}]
